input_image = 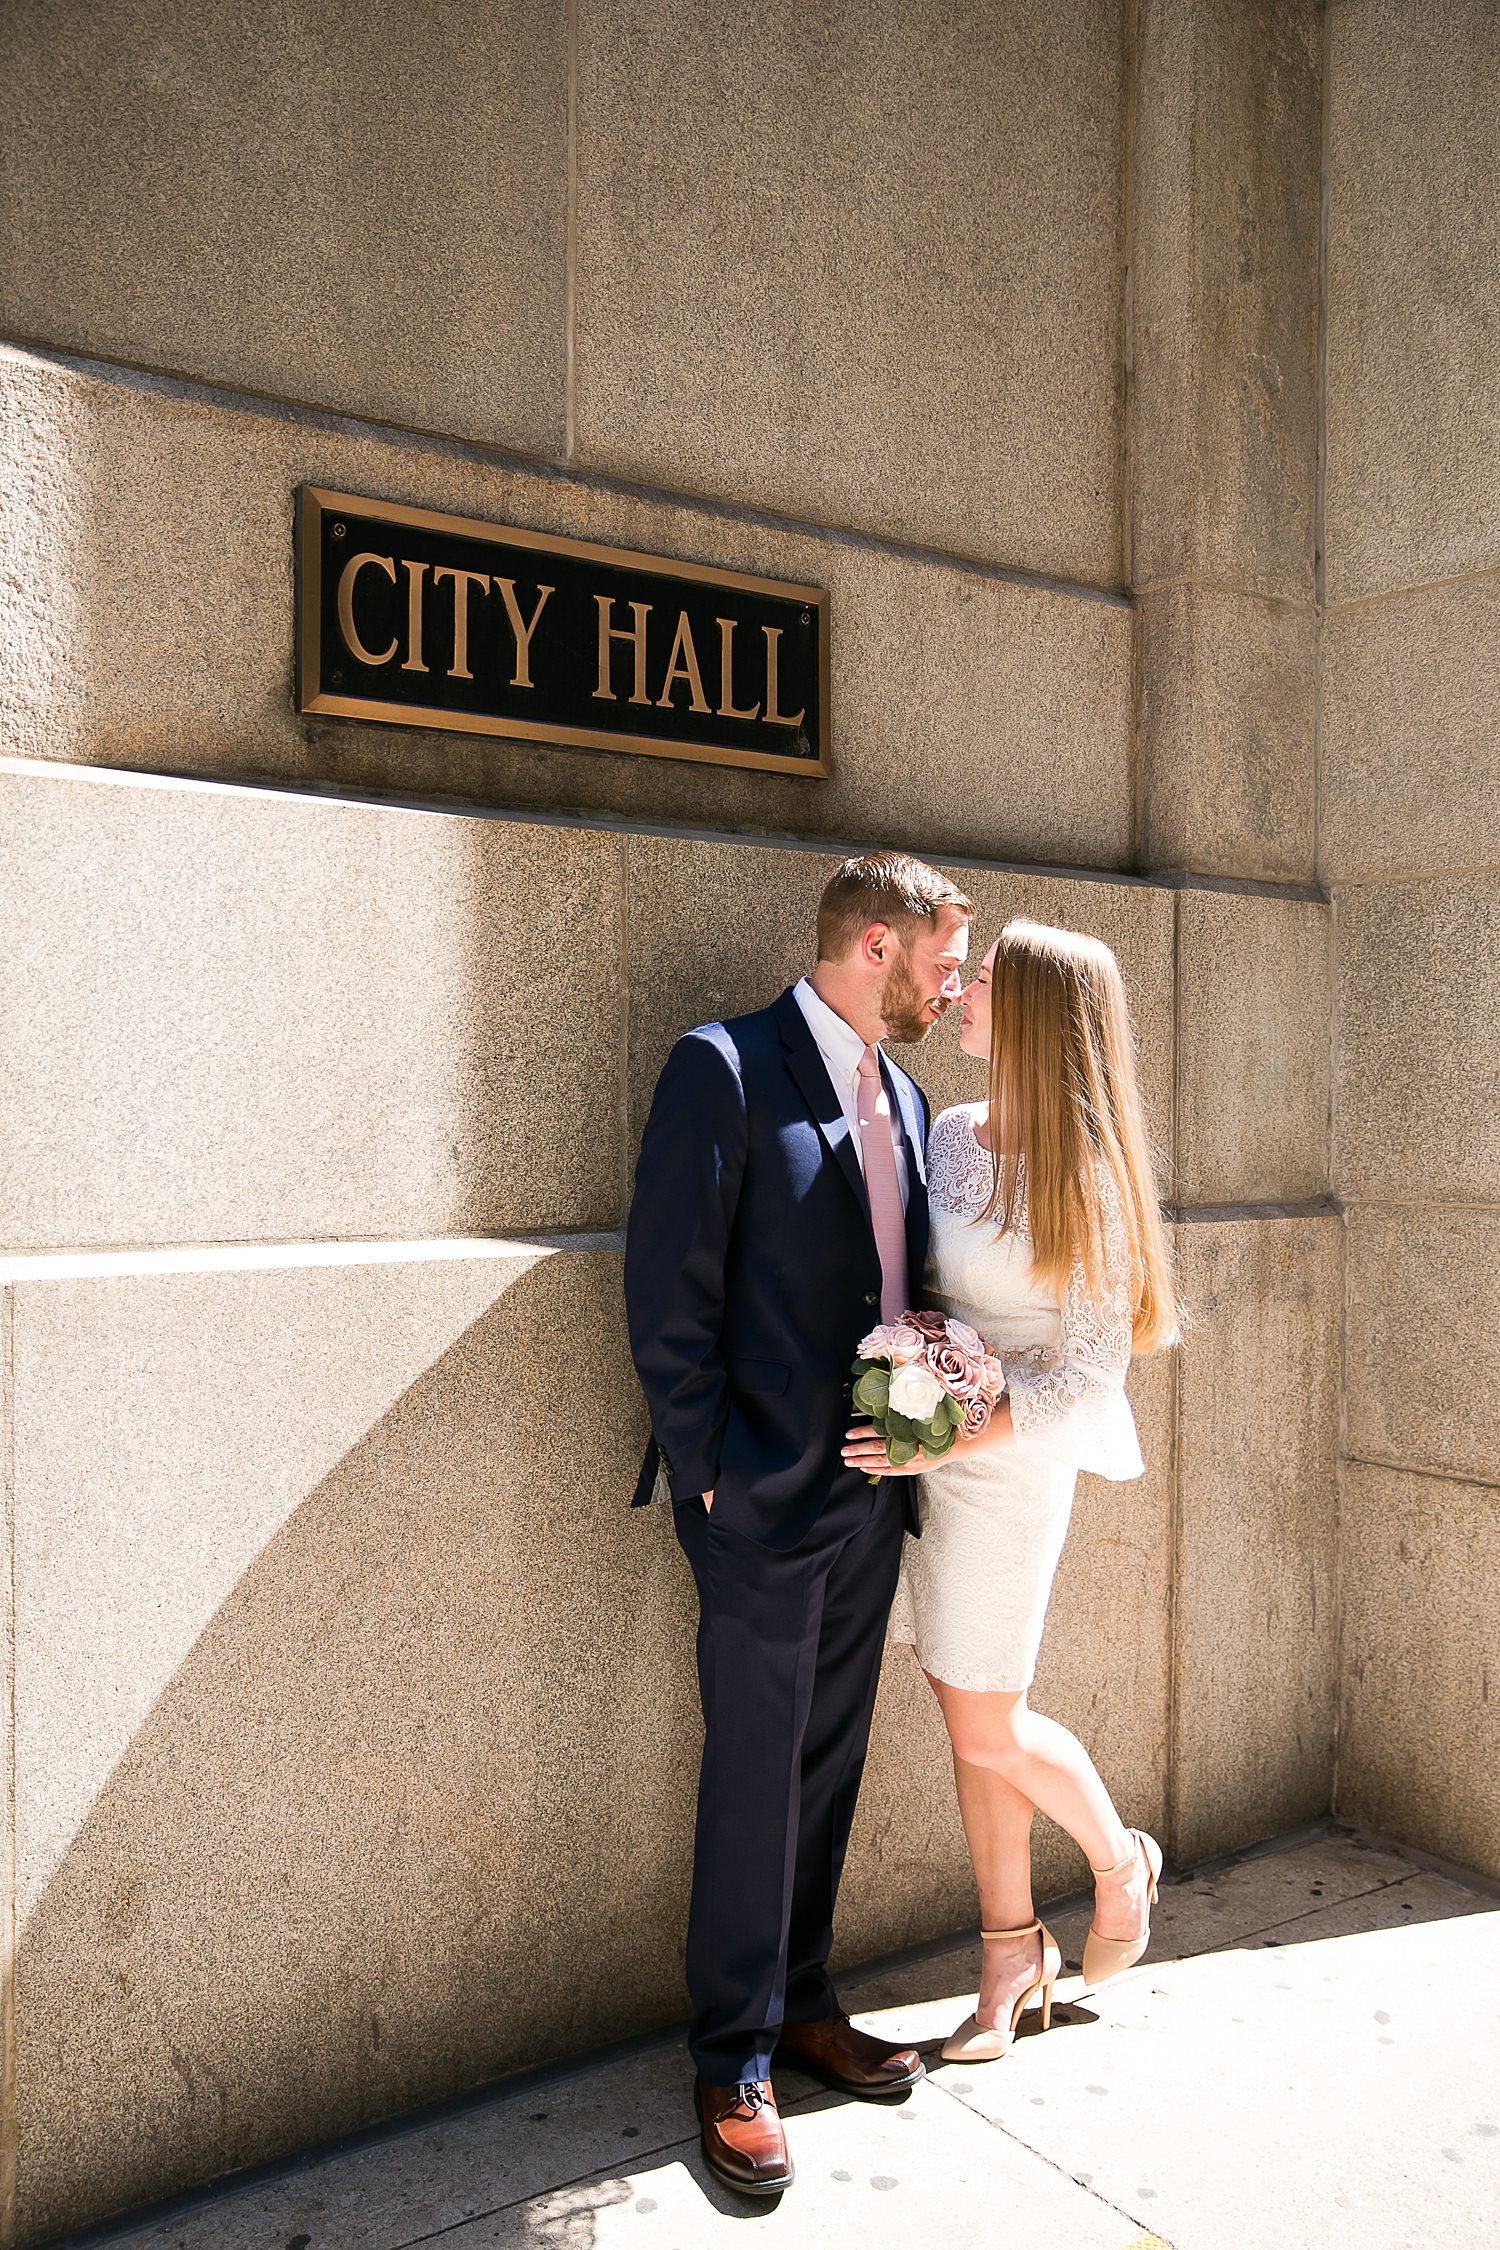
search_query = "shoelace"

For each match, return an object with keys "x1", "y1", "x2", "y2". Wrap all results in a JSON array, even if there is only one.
[{"x1": 725, "y1": 2082, "x2": 767, "y2": 2121}]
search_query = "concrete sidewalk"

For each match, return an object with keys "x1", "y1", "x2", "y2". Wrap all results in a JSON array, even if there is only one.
[{"x1": 79, "y1": 1829, "x2": 1500, "y2": 2250}]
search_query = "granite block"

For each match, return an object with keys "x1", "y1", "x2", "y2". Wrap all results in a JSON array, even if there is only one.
[
  {"x1": 1338, "y1": 1463, "x2": 1500, "y2": 1880},
  {"x1": 1325, "y1": 0, "x2": 1500, "y2": 599},
  {"x1": 8, "y1": 1244, "x2": 680, "y2": 2238},
  {"x1": 1322, "y1": 575, "x2": 1500, "y2": 884},
  {"x1": 1176, "y1": 888, "x2": 1331, "y2": 1204},
  {"x1": 1171, "y1": 1216, "x2": 1341, "y2": 1862},
  {"x1": 0, "y1": 0, "x2": 566, "y2": 453},
  {"x1": 0, "y1": 766, "x2": 624, "y2": 1249},
  {"x1": 1345, "y1": 1204, "x2": 1500, "y2": 1489},
  {"x1": 1138, "y1": 584, "x2": 1317, "y2": 882},
  {"x1": 1133, "y1": 0, "x2": 1322, "y2": 599},
  {"x1": 575, "y1": 0, "x2": 1126, "y2": 583},
  {"x1": 1334, "y1": 875, "x2": 1500, "y2": 1206}
]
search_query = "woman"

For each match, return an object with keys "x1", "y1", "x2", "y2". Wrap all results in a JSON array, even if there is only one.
[{"x1": 843, "y1": 918, "x2": 1178, "y2": 2061}]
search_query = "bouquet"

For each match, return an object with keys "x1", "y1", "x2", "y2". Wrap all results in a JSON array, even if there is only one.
[{"x1": 850, "y1": 1310, "x2": 1008, "y2": 1477}]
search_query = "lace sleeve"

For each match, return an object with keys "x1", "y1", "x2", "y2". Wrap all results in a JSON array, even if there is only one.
[{"x1": 1002, "y1": 1170, "x2": 1139, "y2": 1470}]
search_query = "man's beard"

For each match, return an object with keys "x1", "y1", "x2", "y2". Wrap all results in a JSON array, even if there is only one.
[{"x1": 880, "y1": 947, "x2": 942, "y2": 1045}]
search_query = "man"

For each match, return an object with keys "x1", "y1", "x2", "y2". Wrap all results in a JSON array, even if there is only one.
[{"x1": 624, "y1": 851, "x2": 972, "y2": 2196}]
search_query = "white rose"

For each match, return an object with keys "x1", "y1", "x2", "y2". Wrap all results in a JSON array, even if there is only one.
[{"x1": 888, "y1": 1361, "x2": 944, "y2": 1422}]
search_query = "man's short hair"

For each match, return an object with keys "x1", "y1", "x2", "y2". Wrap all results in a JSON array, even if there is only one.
[{"x1": 815, "y1": 852, "x2": 973, "y2": 962}]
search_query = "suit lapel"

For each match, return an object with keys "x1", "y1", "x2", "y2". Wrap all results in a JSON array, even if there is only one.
[{"x1": 774, "y1": 988, "x2": 871, "y2": 1220}]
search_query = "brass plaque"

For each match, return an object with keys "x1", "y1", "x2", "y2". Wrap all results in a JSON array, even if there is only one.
[{"x1": 295, "y1": 487, "x2": 830, "y2": 777}]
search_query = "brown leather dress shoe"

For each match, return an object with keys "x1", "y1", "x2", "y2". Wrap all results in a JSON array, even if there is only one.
[
  {"x1": 775, "y1": 2013, "x2": 925, "y2": 2097},
  {"x1": 694, "y1": 2078, "x2": 794, "y2": 2195}
]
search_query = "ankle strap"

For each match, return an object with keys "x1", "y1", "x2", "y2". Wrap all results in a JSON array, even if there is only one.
[
  {"x1": 980, "y1": 1918, "x2": 1040, "y2": 1938},
  {"x1": 1090, "y1": 1829, "x2": 1141, "y2": 1879}
]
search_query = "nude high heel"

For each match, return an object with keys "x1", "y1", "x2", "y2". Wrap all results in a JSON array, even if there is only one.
[
  {"x1": 940, "y1": 1918, "x2": 1062, "y2": 2062},
  {"x1": 1081, "y1": 1829, "x2": 1163, "y2": 1988}
]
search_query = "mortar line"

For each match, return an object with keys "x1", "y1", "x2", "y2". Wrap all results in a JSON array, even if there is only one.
[
  {"x1": 1132, "y1": 571, "x2": 1317, "y2": 610},
  {"x1": 1339, "y1": 1194, "x2": 1500, "y2": 1213},
  {"x1": 926, "y1": 2086, "x2": 1162, "y2": 2239},
  {"x1": 1343, "y1": 1454, "x2": 1500, "y2": 1495},
  {"x1": 0, "y1": 1233, "x2": 628, "y2": 1283},
  {"x1": 1316, "y1": 862, "x2": 1500, "y2": 889},
  {"x1": 1, "y1": 1204, "x2": 1337, "y2": 1280},
  {"x1": 1140, "y1": 557, "x2": 1500, "y2": 611},
  {"x1": 1325, "y1": 554, "x2": 1500, "y2": 610},
  {"x1": 0, "y1": 754, "x2": 1329, "y2": 902},
  {"x1": 0, "y1": 338, "x2": 1131, "y2": 613},
  {"x1": 1163, "y1": 890, "x2": 1185, "y2": 1864},
  {"x1": 1187, "y1": 1868, "x2": 1436, "y2": 1947},
  {"x1": 1317, "y1": 0, "x2": 1346, "y2": 1831},
  {"x1": 1165, "y1": 1197, "x2": 1340, "y2": 1223}
]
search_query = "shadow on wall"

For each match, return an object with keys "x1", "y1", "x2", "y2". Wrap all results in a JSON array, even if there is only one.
[{"x1": 13, "y1": 1251, "x2": 700, "y2": 2244}]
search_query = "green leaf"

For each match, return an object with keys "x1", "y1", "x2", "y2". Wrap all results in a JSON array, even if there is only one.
[
  {"x1": 852, "y1": 1367, "x2": 891, "y2": 1416},
  {"x1": 885, "y1": 1408, "x2": 917, "y2": 1441},
  {"x1": 936, "y1": 1394, "x2": 962, "y2": 1429},
  {"x1": 887, "y1": 1436, "x2": 920, "y2": 1467},
  {"x1": 921, "y1": 1423, "x2": 958, "y2": 1458}
]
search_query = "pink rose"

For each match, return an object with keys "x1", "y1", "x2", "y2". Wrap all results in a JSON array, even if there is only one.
[
  {"x1": 858, "y1": 1323, "x2": 899, "y2": 1361},
  {"x1": 889, "y1": 1323, "x2": 926, "y2": 1365},
  {"x1": 924, "y1": 1339, "x2": 983, "y2": 1400},
  {"x1": 946, "y1": 1318, "x2": 986, "y2": 1360},
  {"x1": 906, "y1": 1309, "x2": 950, "y2": 1343},
  {"x1": 977, "y1": 1356, "x2": 1007, "y2": 1403},
  {"x1": 962, "y1": 1394, "x2": 994, "y2": 1437}
]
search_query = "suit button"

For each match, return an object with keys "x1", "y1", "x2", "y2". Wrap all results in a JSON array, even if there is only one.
[{"x1": 863, "y1": 1291, "x2": 878, "y2": 1308}]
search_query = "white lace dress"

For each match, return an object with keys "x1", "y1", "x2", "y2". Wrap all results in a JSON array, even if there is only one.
[{"x1": 888, "y1": 1103, "x2": 1145, "y2": 1693}]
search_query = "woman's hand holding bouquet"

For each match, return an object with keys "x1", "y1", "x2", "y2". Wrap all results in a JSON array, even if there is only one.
[{"x1": 842, "y1": 1310, "x2": 1009, "y2": 1481}]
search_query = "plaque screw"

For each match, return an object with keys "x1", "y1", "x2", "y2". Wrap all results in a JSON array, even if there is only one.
[
  {"x1": 332, "y1": 523, "x2": 346, "y2": 539},
  {"x1": 801, "y1": 610, "x2": 810, "y2": 624},
  {"x1": 331, "y1": 672, "x2": 343, "y2": 684}
]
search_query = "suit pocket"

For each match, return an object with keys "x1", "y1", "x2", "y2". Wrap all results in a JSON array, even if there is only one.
[{"x1": 726, "y1": 1355, "x2": 791, "y2": 1395}]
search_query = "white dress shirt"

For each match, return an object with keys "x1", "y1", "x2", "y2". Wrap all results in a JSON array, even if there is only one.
[{"x1": 792, "y1": 976, "x2": 911, "y2": 1210}]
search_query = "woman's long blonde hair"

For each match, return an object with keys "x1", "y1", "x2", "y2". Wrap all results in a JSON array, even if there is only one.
[{"x1": 982, "y1": 920, "x2": 1177, "y2": 1353}]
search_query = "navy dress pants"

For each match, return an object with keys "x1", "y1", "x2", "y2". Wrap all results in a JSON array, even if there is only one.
[{"x1": 672, "y1": 1480, "x2": 907, "y2": 2086}]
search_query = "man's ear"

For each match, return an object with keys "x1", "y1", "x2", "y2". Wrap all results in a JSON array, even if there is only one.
[{"x1": 861, "y1": 920, "x2": 893, "y2": 968}]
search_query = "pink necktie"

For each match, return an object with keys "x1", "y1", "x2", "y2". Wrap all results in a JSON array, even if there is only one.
[{"x1": 855, "y1": 1045, "x2": 909, "y2": 1324}]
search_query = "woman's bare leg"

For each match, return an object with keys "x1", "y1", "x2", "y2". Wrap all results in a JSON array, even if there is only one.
[
  {"x1": 950, "y1": 1750, "x2": 1049, "y2": 2028},
  {"x1": 929, "y1": 1674, "x2": 1152, "y2": 1948},
  {"x1": 953, "y1": 1750, "x2": 1035, "y2": 1927}
]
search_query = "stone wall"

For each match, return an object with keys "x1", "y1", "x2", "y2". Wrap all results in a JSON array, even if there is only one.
[
  {"x1": 0, "y1": 3, "x2": 1359, "y2": 2241},
  {"x1": 1323, "y1": 0, "x2": 1500, "y2": 1881}
]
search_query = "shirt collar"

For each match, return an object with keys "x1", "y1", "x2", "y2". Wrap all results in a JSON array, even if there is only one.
[{"x1": 792, "y1": 975, "x2": 878, "y2": 1084}]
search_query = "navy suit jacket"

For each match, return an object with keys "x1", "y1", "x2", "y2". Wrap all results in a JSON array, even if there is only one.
[{"x1": 624, "y1": 986, "x2": 931, "y2": 1549}]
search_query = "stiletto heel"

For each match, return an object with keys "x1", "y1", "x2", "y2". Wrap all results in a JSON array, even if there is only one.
[
  {"x1": 1081, "y1": 1829, "x2": 1163, "y2": 1988},
  {"x1": 941, "y1": 1919, "x2": 1063, "y2": 2063}
]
